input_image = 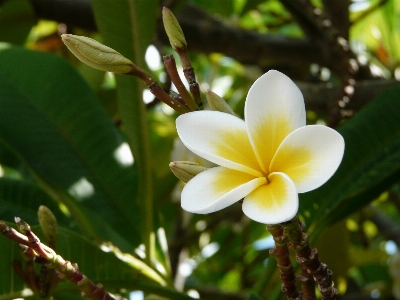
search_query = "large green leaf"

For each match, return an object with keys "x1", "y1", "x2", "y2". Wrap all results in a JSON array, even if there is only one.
[
  {"x1": 300, "y1": 83, "x2": 400, "y2": 232},
  {"x1": 0, "y1": 47, "x2": 140, "y2": 251},
  {"x1": 91, "y1": 0, "x2": 159, "y2": 260},
  {"x1": 0, "y1": 0, "x2": 36, "y2": 45},
  {"x1": 0, "y1": 177, "x2": 69, "y2": 227},
  {"x1": 0, "y1": 227, "x2": 25, "y2": 299}
]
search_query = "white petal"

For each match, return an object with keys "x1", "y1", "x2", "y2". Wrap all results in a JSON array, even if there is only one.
[
  {"x1": 270, "y1": 125, "x2": 345, "y2": 193},
  {"x1": 177, "y1": 111, "x2": 262, "y2": 177},
  {"x1": 181, "y1": 167, "x2": 266, "y2": 213},
  {"x1": 245, "y1": 70, "x2": 306, "y2": 172},
  {"x1": 242, "y1": 172, "x2": 298, "y2": 224}
]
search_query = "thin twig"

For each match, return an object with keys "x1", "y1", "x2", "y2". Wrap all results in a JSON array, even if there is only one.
[{"x1": 0, "y1": 220, "x2": 115, "y2": 300}]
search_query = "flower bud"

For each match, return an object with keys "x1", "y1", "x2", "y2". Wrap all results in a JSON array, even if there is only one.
[
  {"x1": 14, "y1": 216, "x2": 30, "y2": 234},
  {"x1": 162, "y1": 7, "x2": 187, "y2": 51},
  {"x1": 38, "y1": 205, "x2": 58, "y2": 243},
  {"x1": 205, "y1": 90, "x2": 235, "y2": 115},
  {"x1": 61, "y1": 34, "x2": 136, "y2": 74},
  {"x1": 169, "y1": 161, "x2": 207, "y2": 183}
]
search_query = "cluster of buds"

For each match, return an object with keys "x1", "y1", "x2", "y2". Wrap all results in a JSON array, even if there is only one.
[{"x1": 61, "y1": 7, "x2": 234, "y2": 183}]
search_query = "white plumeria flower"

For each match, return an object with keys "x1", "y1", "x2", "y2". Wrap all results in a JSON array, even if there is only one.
[{"x1": 176, "y1": 70, "x2": 345, "y2": 224}]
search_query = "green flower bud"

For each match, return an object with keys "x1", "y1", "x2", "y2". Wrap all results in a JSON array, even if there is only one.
[
  {"x1": 61, "y1": 34, "x2": 136, "y2": 74},
  {"x1": 205, "y1": 90, "x2": 235, "y2": 115},
  {"x1": 169, "y1": 161, "x2": 207, "y2": 183},
  {"x1": 38, "y1": 205, "x2": 58, "y2": 243},
  {"x1": 162, "y1": 7, "x2": 187, "y2": 51}
]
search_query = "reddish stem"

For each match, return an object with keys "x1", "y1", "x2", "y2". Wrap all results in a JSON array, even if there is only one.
[
  {"x1": 267, "y1": 225, "x2": 301, "y2": 300},
  {"x1": 282, "y1": 216, "x2": 338, "y2": 300}
]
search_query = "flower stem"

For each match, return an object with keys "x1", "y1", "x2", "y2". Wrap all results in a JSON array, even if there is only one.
[
  {"x1": 281, "y1": 216, "x2": 338, "y2": 300},
  {"x1": 267, "y1": 224, "x2": 301, "y2": 300},
  {"x1": 297, "y1": 265, "x2": 316, "y2": 300},
  {"x1": 163, "y1": 54, "x2": 198, "y2": 111},
  {"x1": 125, "y1": 67, "x2": 190, "y2": 113},
  {"x1": 176, "y1": 49, "x2": 202, "y2": 108}
]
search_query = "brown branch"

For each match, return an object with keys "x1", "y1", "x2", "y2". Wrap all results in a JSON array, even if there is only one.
[
  {"x1": 157, "y1": 5, "x2": 324, "y2": 68},
  {"x1": 30, "y1": 0, "x2": 97, "y2": 31},
  {"x1": 365, "y1": 206, "x2": 400, "y2": 247},
  {"x1": 297, "y1": 79, "x2": 399, "y2": 114},
  {"x1": 0, "y1": 220, "x2": 114, "y2": 300},
  {"x1": 322, "y1": 0, "x2": 350, "y2": 39},
  {"x1": 30, "y1": 0, "x2": 325, "y2": 68},
  {"x1": 282, "y1": 216, "x2": 338, "y2": 300},
  {"x1": 267, "y1": 225, "x2": 302, "y2": 300}
]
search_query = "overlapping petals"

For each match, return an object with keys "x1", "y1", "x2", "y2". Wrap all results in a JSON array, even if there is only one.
[
  {"x1": 242, "y1": 172, "x2": 298, "y2": 224},
  {"x1": 175, "y1": 70, "x2": 345, "y2": 224},
  {"x1": 270, "y1": 125, "x2": 345, "y2": 193},
  {"x1": 245, "y1": 71, "x2": 306, "y2": 173},
  {"x1": 181, "y1": 167, "x2": 266, "y2": 213},
  {"x1": 177, "y1": 111, "x2": 262, "y2": 177}
]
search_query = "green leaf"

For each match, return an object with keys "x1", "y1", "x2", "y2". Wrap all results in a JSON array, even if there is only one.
[
  {"x1": 91, "y1": 0, "x2": 159, "y2": 261},
  {"x1": 0, "y1": 47, "x2": 141, "y2": 251},
  {"x1": 300, "y1": 84, "x2": 400, "y2": 232},
  {"x1": 0, "y1": 232, "x2": 25, "y2": 298},
  {"x1": 240, "y1": 0, "x2": 266, "y2": 16},
  {"x1": 0, "y1": 177, "x2": 69, "y2": 227},
  {"x1": 193, "y1": 0, "x2": 235, "y2": 17},
  {"x1": 247, "y1": 293, "x2": 263, "y2": 300},
  {"x1": 0, "y1": 0, "x2": 36, "y2": 45}
]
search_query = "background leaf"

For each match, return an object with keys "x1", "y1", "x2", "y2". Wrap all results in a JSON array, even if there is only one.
[
  {"x1": 0, "y1": 47, "x2": 141, "y2": 251},
  {"x1": 0, "y1": 177, "x2": 69, "y2": 226},
  {"x1": 300, "y1": 83, "x2": 400, "y2": 233},
  {"x1": 91, "y1": 0, "x2": 159, "y2": 261},
  {"x1": 0, "y1": 0, "x2": 35, "y2": 45}
]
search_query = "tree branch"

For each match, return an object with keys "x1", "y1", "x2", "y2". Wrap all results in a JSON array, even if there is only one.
[
  {"x1": 297, "y1": 79, "x2": 399, "y2": 114},
  {"x1": 29, "y1": 0, "x2": 399, "y2": 114},
  {"x1": 322, "y1": 0, "x2": 350, "y2": 39}
]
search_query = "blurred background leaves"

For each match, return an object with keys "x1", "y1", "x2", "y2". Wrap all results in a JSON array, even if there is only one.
[{"x1": 0, "y1": 0, "x2": 399, "y2": 299}]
